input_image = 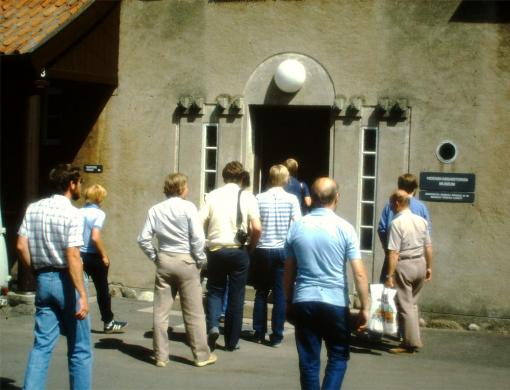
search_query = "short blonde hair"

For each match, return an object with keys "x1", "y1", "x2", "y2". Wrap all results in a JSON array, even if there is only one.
[
  {"x1": 284, "y1": 158, "x2": 298, "y2": 176},
  {"x1": 84, "y1": 184, "x2": 107, "y2": 205},
  {"x1": 164, "y1": 173, "x2": 188, "y2": 197},
  {"x1": 268, "y1": 165, "x2": 289, "y2": 187}
]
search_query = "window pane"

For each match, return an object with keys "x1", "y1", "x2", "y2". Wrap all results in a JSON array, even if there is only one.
[
  {"x1": 206, "y1": 149, "x2": 216, "y2": 170},
  {"x1": 360, "y1": 227, "x2": 373, "y2": 251},
  {"x1": 364, "y1": 129, "x2": 377, "y2": 152},
  {"x1": 205, "y1": 172, "x2": 216, "y2": 193},
  {"x1": 206, "y1": 125, "x2": 217, "y2": 147},
  {"x1": 363, "y1": 154, "x2": 376, "y2": 177},
  {"x1": 362, "y1": 178, "x2": 375, "y2": 201},
  {"x1": 361, "y1": 203, "x2": 374, "y2": 226}
]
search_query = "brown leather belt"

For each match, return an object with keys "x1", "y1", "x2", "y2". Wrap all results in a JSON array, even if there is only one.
[{"x1": 399, "y1": 254, "x2": 422, "y2": 260}]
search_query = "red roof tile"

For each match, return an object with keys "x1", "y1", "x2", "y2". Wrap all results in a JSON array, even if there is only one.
[{"x1": 0, "y1": 0, "x2": 93, "y2": 55}]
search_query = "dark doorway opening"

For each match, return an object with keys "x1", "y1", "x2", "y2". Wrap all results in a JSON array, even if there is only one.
[{"x1": 250, "y1": 105, "x2": 332, "y2": 192}]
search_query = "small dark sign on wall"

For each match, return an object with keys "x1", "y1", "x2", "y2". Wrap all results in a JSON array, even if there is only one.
[
  {"x1": 419, "y1": 172, "x2": 475, "y2": 203},
  {"x1": 84, "y1": 164, "x2": 103, "y2": 173}
]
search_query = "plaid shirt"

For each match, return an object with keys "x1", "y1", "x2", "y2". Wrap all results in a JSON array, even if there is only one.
[{"x1": 18, "y1": 195, "x2": 84, "y2": 270}]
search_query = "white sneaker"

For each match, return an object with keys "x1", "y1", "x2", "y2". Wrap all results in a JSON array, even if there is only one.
[{"x1": 194, "y1": 353, "x2": 217, "y2": 367}]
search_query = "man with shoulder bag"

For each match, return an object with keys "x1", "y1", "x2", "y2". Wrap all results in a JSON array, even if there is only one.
[{"x1": 199, "y1": 161, "x2": 261, "y2": 351}]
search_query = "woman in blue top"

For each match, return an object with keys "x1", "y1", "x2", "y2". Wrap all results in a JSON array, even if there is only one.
[{"x1": 81, "y1": 184, "x2": 127, "y2": 333}]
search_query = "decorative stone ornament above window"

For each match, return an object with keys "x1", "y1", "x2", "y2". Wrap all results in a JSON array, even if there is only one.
[
  {"x1": 332, "y1": 95, "x2": 347, "y2": 114},
  {"x1": 230, "y1": 96, "x2": 244, "y2": 115},
  {"x1": 178, "y1": 96, "x2": 192, "y2": 110},
  {"x1": 216, "y1": 94, "x2": 231, "y2": 112},
  {"x1": 393, "y1": 98, "x2": 409, "y2": 119},
  {"x1": 177, "y1": 96, "x2": 204, "y2": 116},
  {"x1": 334, "y1": 95, "x2": 365, "y2": 118},
  {"x1": 345, "y1": 96, "x2": 364, "y2": 118},
  {"x1": 377, "y1": 97, "x2": 392, "y2": 118},
  {"x1": 376, "y1": 97, "x2": 409, "y2": 120},
  {"x1": 274, "y1": 59, "x2": 306, "y2": 93}
]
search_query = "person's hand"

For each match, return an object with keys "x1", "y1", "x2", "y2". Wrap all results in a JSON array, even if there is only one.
[
  {"x1": 356, "y1": 309, "x2": 369, "y2": 332},
  {"x1": 75, "y1": 296, "x2": 89, "y2": 320},
  {"x1": 425, "y1": 268, "x2": 432, "y2": 282},
  {"x1": 102, "y1": 256, "x2": 110, "y2": 267},
  {"x1": 384, "y1": 275, "x2": 394, "y2": 288}
]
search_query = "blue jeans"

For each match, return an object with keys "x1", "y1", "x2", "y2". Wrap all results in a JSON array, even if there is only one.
[
  {"x1": 221, "y1": 279, "x2": 229, "y2": 316},
  {"x1": 294, "y1": 302, "x2": 350, "y2": 390},
  {"x1": 206, "y1": 247, "x2": 249, "y2": 350},
  {"x1": 252, "y1": 248, "x2": 286, "y2": 343},
  {"x1": 23, "y1": 271, "x2": 92, "y2": 390}
]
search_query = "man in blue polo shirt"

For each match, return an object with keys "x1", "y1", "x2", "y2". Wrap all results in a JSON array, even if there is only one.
[
  {"x1": 377, "y1": 173, "x2": 431, "y2": 283},
  {"x1": 284, "y1": 177, "x2": 369, "y2": 390}
]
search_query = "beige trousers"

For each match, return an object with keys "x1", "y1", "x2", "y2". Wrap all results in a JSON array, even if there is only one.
[
  {"x1": 153, "y1": 252, "x2": 210, "y2": 362},
  {"x1": 395, "y1": 258, "x2": 426, "y2": 348}
]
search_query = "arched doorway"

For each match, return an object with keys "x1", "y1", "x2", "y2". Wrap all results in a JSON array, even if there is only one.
[{"x1": 243, "y1": 53, "x2": 335, "y2": 192}]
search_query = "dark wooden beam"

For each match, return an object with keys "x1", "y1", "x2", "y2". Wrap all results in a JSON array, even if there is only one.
[{"x1": 30, "y1": 1, "x2": 120, "y2": 73}]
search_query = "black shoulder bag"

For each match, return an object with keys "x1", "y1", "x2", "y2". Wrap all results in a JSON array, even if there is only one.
[{"x1": 234, "y1": 189, "x2": 248, "y2": 245}]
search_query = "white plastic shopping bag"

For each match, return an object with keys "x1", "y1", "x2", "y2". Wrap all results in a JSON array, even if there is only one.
[
  {"x1": 368, "y1": 283, "x2": 398, "y2": 336},
  {"x1": 381, "y1": 287, "x2": 398, "y2": 336},
  {"x1": 369, "y1": 284, "x2": 384, "y2": 333}
]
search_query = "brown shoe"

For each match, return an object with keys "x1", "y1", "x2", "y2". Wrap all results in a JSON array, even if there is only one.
[{"x1": 389, "y1": 346, "x2": 417, "y2": 354}]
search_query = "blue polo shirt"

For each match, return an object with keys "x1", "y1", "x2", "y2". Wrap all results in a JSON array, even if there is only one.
[
  {"x1": 284, "y1": 208, "x2": 361, "y2": 307},
  {"x1": 81, "y1": 203, "x2": 105, "y2": 254}
]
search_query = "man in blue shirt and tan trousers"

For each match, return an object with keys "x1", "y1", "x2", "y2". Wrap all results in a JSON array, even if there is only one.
[{"x1": 284, "y1": 177, "x2": 369, "y2": 390}]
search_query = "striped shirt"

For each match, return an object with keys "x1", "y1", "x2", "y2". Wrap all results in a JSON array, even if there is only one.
[
  {"x1": 18, "y1": 195, "x2": 84, "y2": 270},
  {"x1": 256, "y1": 187, "x2": 301, "y2": 249}
]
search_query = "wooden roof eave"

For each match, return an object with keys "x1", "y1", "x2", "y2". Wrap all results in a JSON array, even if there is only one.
[{"x1": 29, "y1": 1, "x2": 119, "y2": 79}]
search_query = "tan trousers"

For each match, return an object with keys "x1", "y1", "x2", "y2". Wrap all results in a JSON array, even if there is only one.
[
  {"x1": 395, "y1": 258, "x2": 426, "y2": 348},
  {"x1": 153, "y1": 252, "x2": 210, "y2": 363}
]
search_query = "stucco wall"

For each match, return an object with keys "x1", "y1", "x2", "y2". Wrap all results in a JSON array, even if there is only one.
[{"x1": 75, "y1": 0, "x2": 510, "y2": 318}]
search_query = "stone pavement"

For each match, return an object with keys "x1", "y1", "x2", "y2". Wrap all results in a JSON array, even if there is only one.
[{"x1": 1, "y1": 296, "x2": 509, "y2": 390}]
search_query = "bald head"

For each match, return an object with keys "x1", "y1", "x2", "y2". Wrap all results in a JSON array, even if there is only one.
[
  {"x1": 389, "y1": 189, "x2": 410, "y2": 213},
  {"x1": 311, "y1": 177, "x2": 339, "y2": 209}
]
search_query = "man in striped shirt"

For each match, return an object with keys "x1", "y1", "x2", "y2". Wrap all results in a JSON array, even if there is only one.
[{"x1": 251, "y1": 164, "x2": 301, "y2": 347}]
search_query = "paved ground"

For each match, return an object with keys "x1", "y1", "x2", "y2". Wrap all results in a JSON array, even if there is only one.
[{"x1": 1, "y1": 297, "x2": 509, "y2": 390}]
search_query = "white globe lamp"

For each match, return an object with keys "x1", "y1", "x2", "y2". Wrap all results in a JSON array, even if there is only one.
[{"x1": 274, "y1": 59, "x2": 306, "y2": 93}]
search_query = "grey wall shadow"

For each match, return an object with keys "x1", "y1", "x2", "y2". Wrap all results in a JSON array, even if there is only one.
[{"x1": 264, "y1": 77, "x2": 299, "y2": 105}]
